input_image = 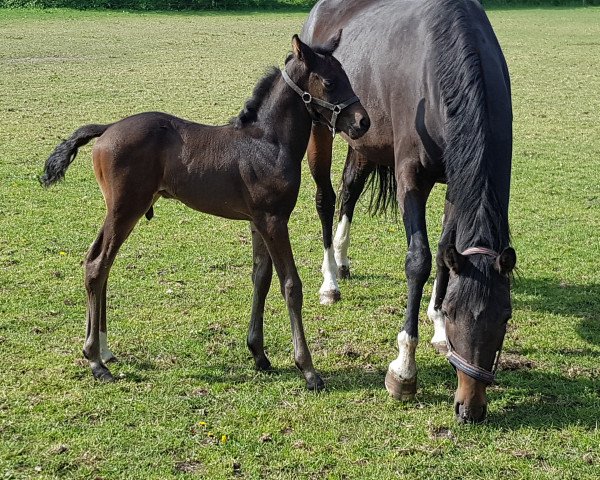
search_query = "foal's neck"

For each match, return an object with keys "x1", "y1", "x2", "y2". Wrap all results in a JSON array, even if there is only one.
[{"x1": 254, "y1": 73, "x2": 314, "y2": 161}]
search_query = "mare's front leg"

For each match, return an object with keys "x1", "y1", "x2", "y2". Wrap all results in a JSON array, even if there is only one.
[
  {"x1": 307, "y1": 123, "x2": 339, "y2": 305},
  {"x1": 385, "y1": 159, "x2": 434, "y2": 401},
  {"x1": 334, "y1": 147, "x2": 374, "y2": 279},
  {"x1": 253, "y1": 214, "x2": 324, "y2": 391},
  {"x1": 247, "y1": 223, "x2": 274, "y2": 371},
  {"x1": 427, "y1": 200, "x2": 454, "y2": 354}
]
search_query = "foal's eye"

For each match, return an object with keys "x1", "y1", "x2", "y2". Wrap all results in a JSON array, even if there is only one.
[{"x1": 323, "y1": 79, "x2": 335, "y2": 91}]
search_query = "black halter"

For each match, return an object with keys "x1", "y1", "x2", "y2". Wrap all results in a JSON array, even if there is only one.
[{"x1": 281, "y1": 69, "x2": 359, "y2": 138}]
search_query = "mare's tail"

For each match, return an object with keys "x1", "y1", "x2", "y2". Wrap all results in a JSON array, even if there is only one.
[{"x1": 40, "y1": 124, "x2": 111, "y2": 187}]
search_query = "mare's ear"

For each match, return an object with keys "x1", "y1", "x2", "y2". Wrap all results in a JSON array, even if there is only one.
[
  {"x1": 292, "y1": 34, "x2": 315, "y2": 68},
  {"x1": 443, "y1": 245, "x2": 466, "y2": 274},
  {"x1": 494, "y1": 247, "x2": 517, "y2": 275},
  {"x1": 322, "y1": 29, "x2": 343, "y2": 53}
]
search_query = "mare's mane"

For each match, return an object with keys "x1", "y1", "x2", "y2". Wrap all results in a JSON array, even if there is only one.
[{"x1": 427, "y1": 0, "x2": 513, "y2": 305}]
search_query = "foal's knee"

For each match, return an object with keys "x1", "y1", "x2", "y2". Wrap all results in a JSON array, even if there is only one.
[
  {"x1": 84, "y1": 259, "x2": 105, "y2": 292},
  {"x1": 283, "y1": 277, "x2": 303, "y2": 307}
]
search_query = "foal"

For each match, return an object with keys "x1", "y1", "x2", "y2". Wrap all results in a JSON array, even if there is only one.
[{"x1": 41, "y1": 34, "x2": 370, "y2": 390}]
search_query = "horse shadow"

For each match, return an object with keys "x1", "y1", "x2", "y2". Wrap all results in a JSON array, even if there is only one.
[{"x1": 512, "y1": 276, "x2": 600, "y2": 346}]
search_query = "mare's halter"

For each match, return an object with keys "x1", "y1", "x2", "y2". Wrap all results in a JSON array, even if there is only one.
[
  {"x1": 445, "y1": 247, "x2": 505, "y2": 385},
  {"x1": 282, "y1": 69, "x2": 359, "y2": 138}
]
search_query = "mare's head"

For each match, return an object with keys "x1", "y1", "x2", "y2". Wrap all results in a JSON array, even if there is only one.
[
  {"x1": 285, "y1": 33, "x2": 370, "y2": 139},
  {"x1": 442, "y1": 246, "x2": 517, "y2": 423}
]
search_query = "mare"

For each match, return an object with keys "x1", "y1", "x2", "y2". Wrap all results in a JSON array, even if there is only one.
[
  {"x1": 302, "y1": 0, "x2": 516, "y2": 422},
  {"x1": 40, "y1": 35, "x2": 370, "y2": 391}
]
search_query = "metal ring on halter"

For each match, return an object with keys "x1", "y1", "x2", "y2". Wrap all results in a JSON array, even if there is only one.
[{"x1": 302, "y1": 92, "x2": 312, "y2": 104}]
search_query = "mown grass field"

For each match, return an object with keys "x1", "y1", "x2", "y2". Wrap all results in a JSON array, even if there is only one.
[{"x1": 1, "y1": 6, "x2": 599, "y2": 479}]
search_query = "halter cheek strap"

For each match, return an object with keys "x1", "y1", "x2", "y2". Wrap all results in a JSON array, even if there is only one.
[
  {"x1": 281, "y1": 69, "x2": 360, "y2": 138},
  {"x1": 446, "y1": 246, "x2": 504, "y2": 385}
]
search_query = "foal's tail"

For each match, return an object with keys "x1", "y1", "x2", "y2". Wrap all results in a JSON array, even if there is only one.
[{"x1": 40, "y1": 124, "x2": 111, "y2": 187}]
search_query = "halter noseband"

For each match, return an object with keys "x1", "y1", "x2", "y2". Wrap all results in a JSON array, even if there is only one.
[
  {"x1": 445, "y1": 246, "x2": 504, "y2": 385},
  {"x1": 281, "y1": 69, "x2": 360, "y2": 138}
]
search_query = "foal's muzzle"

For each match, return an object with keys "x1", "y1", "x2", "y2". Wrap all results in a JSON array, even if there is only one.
[{"x1": 282, "y1": 69, "x2": 363, "y2": 138}]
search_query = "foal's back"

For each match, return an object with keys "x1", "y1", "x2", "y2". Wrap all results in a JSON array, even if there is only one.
[{"x1": 92, "y1": 111, "x2": 286, "y2": 221}]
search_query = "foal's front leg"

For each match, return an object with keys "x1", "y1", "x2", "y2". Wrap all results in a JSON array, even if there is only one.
[
  {"x1": 254, "y1": 214, "x2": 324, "y2": 391},
  {"x1": 247, "y1": 223, "x2": 273, "y2": 371}
]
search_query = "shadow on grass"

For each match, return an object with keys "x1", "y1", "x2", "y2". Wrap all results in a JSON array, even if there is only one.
[
  {"x1": 488, "y1": 369, "x2": 599, "y2": 430},
  {"x1": 513, "y1": 277, "x2": 600, "y2": 345}
]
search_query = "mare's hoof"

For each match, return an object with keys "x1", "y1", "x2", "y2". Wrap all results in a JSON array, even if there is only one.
[
  {"x1": 385, "y1": 369, "x2": 416, "y2": 401},
  {"x1": 338, "y1": 265, "x2": 351, "y2": 280},
  {"x1": 91, "y1": 364, "x2": 115, "y2": 383},
  {"x1": 255, "y1": 356, "x2": 273, "y2": 372},
  {"x1": 306, "y1": 373, "x2": 325, "y2": 392},
  {"x1": 319, "y1": 290, "x2": 341, "y2": 305},
  {"x1": 431, "y1": 341, "x2": 448, "y2": 355},
  {"x1": 101, "y1": 352, "x2": 118, "y2": 364}
]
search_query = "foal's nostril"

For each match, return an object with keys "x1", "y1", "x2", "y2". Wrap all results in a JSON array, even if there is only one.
[{"x1": 359, "y1": 115, "x2": 370, "y2": 131}]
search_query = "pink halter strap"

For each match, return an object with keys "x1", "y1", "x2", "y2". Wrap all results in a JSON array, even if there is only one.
[{"x1": 461, "y1": 247, "x2": 499, "y2": 257}]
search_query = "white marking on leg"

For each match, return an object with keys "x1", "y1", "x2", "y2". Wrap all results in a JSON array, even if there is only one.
[
  {"x1": 333, "y1": 214, "x2": 351, "y2": 269},
  {"x1": 388, "y1": 331, "x2": 418, "y2": 381},
  {"x1": 427, "y1": 280, "x2": 446, "y2": 345},
  {"x1": 319, "y1": 247, "x2": 340, "y2": 304},
  {"x1": 100, "y1": 331, "x2": 115, "y2": 363}
]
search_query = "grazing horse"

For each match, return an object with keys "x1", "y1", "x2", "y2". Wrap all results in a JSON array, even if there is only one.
[
  {"x1": 40, "y1": 35, "x2": 370, "y2": 390},
  {"x1": 302, "y1": 0, "x2": 516, "y2": 422}
]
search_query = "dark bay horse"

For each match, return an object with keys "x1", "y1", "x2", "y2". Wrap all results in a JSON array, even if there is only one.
[
  {"x1": 302, "y1": 0, "x2": 516, "y2": 422},
  {"x1": 40, "y1": 35, "x2": 370, "y2": 390}
]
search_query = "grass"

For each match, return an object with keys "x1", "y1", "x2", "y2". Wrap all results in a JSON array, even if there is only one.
[{"x1": 0, "y1": 6, "x2": 599, "y2": 479}]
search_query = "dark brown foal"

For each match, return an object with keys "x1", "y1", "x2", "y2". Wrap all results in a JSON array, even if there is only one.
[{"x1": 41, "y1": 34, "x2": 370, "y2": 390}]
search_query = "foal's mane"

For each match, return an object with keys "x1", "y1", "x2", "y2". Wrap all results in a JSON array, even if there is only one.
[{"x1": 231, "y1": 66, "x2": 281, "y2": 129}]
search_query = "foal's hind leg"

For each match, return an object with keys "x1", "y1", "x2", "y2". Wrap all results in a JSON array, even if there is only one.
[
  {"x1": 247, "y1": 223, "x2": 273, "y2": 371},
  {"x1": 253, "y1": 214, "x2": 324, "y2": 391},
  {"x1": 83, "y1": 211, "x2": 143, "y2": 381}
]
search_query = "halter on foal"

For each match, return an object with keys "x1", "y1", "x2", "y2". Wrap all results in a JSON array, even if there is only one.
[{"x1": 40, "y1": 34, "x2": 370, "y2": 390}]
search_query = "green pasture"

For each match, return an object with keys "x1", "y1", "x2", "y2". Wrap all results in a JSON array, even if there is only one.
[{"x1": 1, "y1": 6, "x2": 599, "y2": 479}]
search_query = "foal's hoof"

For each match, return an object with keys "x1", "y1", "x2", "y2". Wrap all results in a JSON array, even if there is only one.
[
  {"x1": 431, "y1": 341, "x2": 448, "y2": 355},
  {"x1": 306, "y1": 373, "x2": 325, "y2": 392},
  {"x1": 91, "y1": 363, "x2": 115, "y2": 383},
  {"x1": 338, "y1": 265, "x2": 351, "y2": 280},
  {"x1": 319, "y1": 290, "x2": 341, "y2": 305},
  {"x1": 385, "y1": 369, "x2": 416, "y2": 401},
  {"x1": 255, "y1": 356, "x2": 273, "y2": 372}
]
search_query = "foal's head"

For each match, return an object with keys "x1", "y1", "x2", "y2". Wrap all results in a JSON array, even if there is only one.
[
  {"x1": 286, "y1": 33, "x2": 370, "y2": 139},
  {"x1": 442, "y1": 246, "x2": 517, "y2": 423}
]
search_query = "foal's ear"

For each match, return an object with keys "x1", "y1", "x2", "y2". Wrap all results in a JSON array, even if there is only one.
[
  {"x1": 494, "y1": 247, "x2": 517, "y2": 275},
  {"x1": 443, "y1": 246, "x2": 466, "y2": 274},
  {"x1": 322, "y1": 29, "x2": 343, "y2": 53},
  {"x1": 292, "y1": 34, "x2": 315, "y2": 67}
]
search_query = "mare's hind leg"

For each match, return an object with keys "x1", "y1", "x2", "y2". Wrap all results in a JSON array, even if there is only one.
[
  {"x1": 83, "y1": 211, "x2": 145, "y2": 381},
  {"x1": 385, "y1": 159, "x2": 435, "y2": 401},
  {"x1": 253, "y1": 214, "x2": 324, "y2": 391},
  {"x1": 333, "y1": 148, "x2": 374, "y2": 279},
  {"x1": 247, "y1": 223, "x2": 274, "y2": 371},
  {"x1": 306, "y1": 123, "x2": 338, "y2": 305}
]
